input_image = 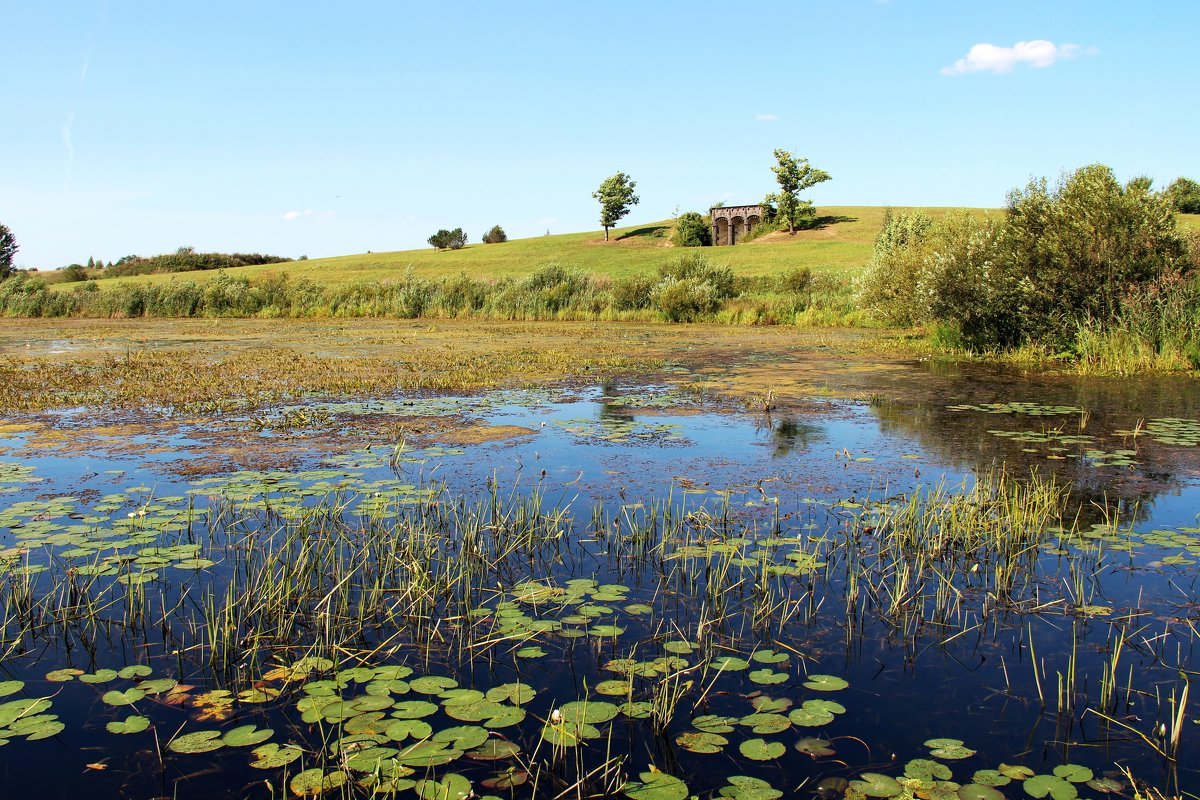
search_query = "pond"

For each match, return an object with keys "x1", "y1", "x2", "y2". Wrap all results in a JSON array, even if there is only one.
[{"x1": 0, "y1": 355, "x2": 1198, "y2": 800}]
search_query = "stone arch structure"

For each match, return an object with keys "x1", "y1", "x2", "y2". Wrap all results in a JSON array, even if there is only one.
[{"x1": 710, "y1": 205, "x2": 766, "y2": 245}]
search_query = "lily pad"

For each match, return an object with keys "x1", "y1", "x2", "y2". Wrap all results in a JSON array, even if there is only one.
[
  {"x1": 739, "y1": 738, "x2": 786, "y2": 761},
  {"x1": 102, "y1": 688, "x2": 145, "y2": 706},
  {"x1": 106, "y1": 715, "x2": 151, "y2": 734},
  {"x1": 290, "y1": 768, "x2": 348, "y2": 797},
  {"x1": 624, "y1": 770, "x2": 689, "y2": 800},
  {"x1": 850, "y1": 773, "x2": 904, "y2": 798},
  {"x1": 795, "y1": 737, "x2": 836, "y2": 757},
  {"x1": 803, "y1": 674, "x2": 848, "y2": 692},
  {"x1": 959, "y1": 786, "x2": 1006, "y2": 800},
  {"x1": 249, "y1": 742, "x2": 303, "y2": 769},
  {"x1": 676, "y1": 731, "x2": 728, "y2": 754},
  {"x1": 1023, "y1": 775, "x2": 1078, "y2": 800},
  {"x1": 169, "y1": 730, "x2": 224, "y2": 754},
  {"x1": 1053, "y1": 766, "x2": 1093, "y2": 784},
  {"x1": 222, "y1": 724, "x2": 274, "y2": 747}
]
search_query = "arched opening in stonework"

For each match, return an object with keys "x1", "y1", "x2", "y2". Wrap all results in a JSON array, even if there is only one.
[
  {"x1": 714, "y1": 217, "x2": 729, "y2": 246},
  {"x1": 747, "y1": 214, "x2": 760, "y2": 232},
  {"x1": 731, "y1": 216, "x2": 745, "y2": 244}
]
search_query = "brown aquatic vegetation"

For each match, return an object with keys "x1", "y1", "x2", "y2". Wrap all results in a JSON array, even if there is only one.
[{"x1": 0, "y1": 318, "x2": 923, "y2": 415}]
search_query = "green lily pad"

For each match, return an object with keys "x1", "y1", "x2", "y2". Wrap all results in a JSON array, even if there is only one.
[
  {"x1": 959, "y1": 786, "x2": 1006, "y2": 800},
  {"x1": 466, "y1": 739, "x2": 522, "y2": 761},
  {"x1": 1053, "y1": 765, "x2": 1093, "y2": 784},
  {"x1": 385, "y1": 718, "x2": 433, "y2": 741},
  {"x1": 619, "y1": 701, "x2": 655, "y2": 719},
  {"x1": 222, "y1": 724, "x2": 274, "y2": 747},
  {"x1": 794, "y1": 737, "x2": 836, "y2": 757},
  {"x1": 249, "y1": 742, "x2": 303, "y2": 769},
  {"x1": 395, "y1": 739, "x2": 463, "y2": 767},
  {"x1": 907, "y1": 759, "x2": 953, "y2": 781},
  {"x1": 416, "y1": 773, "x2": 472, "y2": 800},
  {"x1": 676, "y1": 731, "x2": 728, "y2": 753},
  {"x1": 391, "y1": 700, "x2": 439, "y2": 719},
  {"x1": 850, "y1": 773, "x2": 904, "y2": 798},
  {"x1": 595, "y1": 679, "x2": 633, "y2": 696},
  {"x1": 290, "y1": 768, "x2": 348, "y2": 797},
  {"x1": 409, "y1": 675, "x2": 458, "y2": 694},
  {"x1": 692, "y1": 714, "x2": 738, "y2": 733},
  {"x1": 102, "y1": 688, "x2": 145, "y2": 706},
  {"x1": 45, "y1": 669, "x2": 84, "y2": 682},
  {"x1": 1023, "y1": 775, "x2": 1078, "y2": 800},
  {"x1": 710, "y1": 656, "x2": 749, "y2": 672},
  {"x1": 751, "y1": 649, "x2": 790, "y2": 664},
  {"x1": 169, "y1": 730, "x2": 224, "y2": 754},
  {"x1": 1086, "y1": 777, "x2": 1124, "y2": 794},
  {"x1": 484, "y1": 683, "x2": 536, "y2": 705},
  {"x1": 106, "y1": 715, "x2": 151, "y2": 734},
  {"x1": 973, "y1": 770, "x2": 1012, "y2": 787},
  {"x1": 720, "y1": 775, "x2": 784, "y2": 800},
  {"x1": 117, "y1": 665, "x2": 153, "y2": 679},
  {"x1": 740, "y1": 712, "x2": 792, "y2": 734},
  {"x1": 79, "y1": 669, "x2": 118, "y2": 684},
  {"x1": 624, "y1": 770, "x2": 689, "y2": 800},
  {"x1": 433, "y1": 725, "x2": 489, "y2": 751},
  {"x1": 749, "y1": 668, "x2": 788, "y2": 685},
  {"x1": 540, "y1": 720, "x2": 600, "y2": 747},
  {"x1": 1000, "y1": 765, "x2": 1035, "y2": 781},
  {"x1": 0, "y1": 681, "x2": 24, "y2": 697},
  {"x1": 739, "y1": 738, "x2": 786, "y2": 761},
  {"x1": 803, "y1": 674, "x2": 848, "y2": 692},
  {"x1": 559, "y1": 700, "x2": 618, "y2": 724}
]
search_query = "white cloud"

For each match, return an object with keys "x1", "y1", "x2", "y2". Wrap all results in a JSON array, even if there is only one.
[
  {"x1": 941, "y1": 40, "x2": 1084, "y2": 76},
  {"x1": 283, "y1": 209, "x2": 334, "y2": 221},
  {"x1": 755, "y1": 113, "x2": 778, "y2": 122}
]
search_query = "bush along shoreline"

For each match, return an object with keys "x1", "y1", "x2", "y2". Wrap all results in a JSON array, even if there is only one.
[{"x1": 0, "y1": 256, "x2": 855, "y2": 327}]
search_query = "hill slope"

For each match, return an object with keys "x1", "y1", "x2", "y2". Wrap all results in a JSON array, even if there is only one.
[{"x1": 52, "y1": 206, "x2": 1001, "y2": 291}]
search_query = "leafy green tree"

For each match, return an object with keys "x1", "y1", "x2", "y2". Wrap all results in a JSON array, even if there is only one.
[
  {"x1": 671, "y1": 212, "x2": 712, "y2": 247},
  {"x1": 481, "y1": 225, "x2": 508, "y2": 244},
  {"x1": 593, "y1": 172, "x2": 639, "y2": 241},
  {"x1": 0, "y1": 223, "x2": 17, "y2": 280},
  {"x1": 766, "y1": 150, "x2": 831, "y2": 234},
  {"x1": 1003, "y1": 165, "x2": 1187, "y2": 342},
  {"x1": 428, "y1": 228, "x2": 467, "y2": 250},
  {"x1": 1167, "y1": 176, "x2": 1200, "y2": 214}
]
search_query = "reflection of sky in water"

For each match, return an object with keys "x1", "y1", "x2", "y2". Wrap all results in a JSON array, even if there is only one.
[{"x1": 3, "y1": 378, "x2": 1200, "y2": 795}]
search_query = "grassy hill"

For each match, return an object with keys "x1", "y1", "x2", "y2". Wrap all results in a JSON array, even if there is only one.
[
  {"x1": 44, "y1": 206, "x2": 1198, "y2": 293},
  {"x1": 47, "y1": 206, "x2": 997, "y2": 291}
]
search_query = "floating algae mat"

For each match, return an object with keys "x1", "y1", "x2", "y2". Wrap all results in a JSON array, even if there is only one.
[{"x1": 1, "y1": 379, "x2": 1200, "y2": 799}]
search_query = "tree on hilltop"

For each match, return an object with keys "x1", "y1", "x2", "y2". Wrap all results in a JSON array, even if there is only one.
[
  {"x1": 0, "y1": 223, "x2": 18, "y2": 280},
  {"x1": 482, "y1": 225, "x2": 508, "y2": 244},
  {"x1": 428, "y1": 228, "x2": 467, "y2": 250},
  {"x1": 1167, "y1": 176, "x2": 1200, "y2": 214},
  {"x1": 593, "y1": 172, "x2": 639, "y2": 241},
  {"x1": 765, "y1": 150, "x2": 831, "y2": 234}
]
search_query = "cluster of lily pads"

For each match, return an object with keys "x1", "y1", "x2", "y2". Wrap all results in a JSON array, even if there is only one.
[
  {"x1": 1114, "y1": 418, "x2": 1200, "y2": 447},
  {"x1": 554, "y1": 418, "x2": 686, "y2": 444}
]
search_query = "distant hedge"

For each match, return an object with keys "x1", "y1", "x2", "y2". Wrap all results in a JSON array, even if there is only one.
[{"x1": 104, "y1": 250, "x2": 292, "y2": 278}]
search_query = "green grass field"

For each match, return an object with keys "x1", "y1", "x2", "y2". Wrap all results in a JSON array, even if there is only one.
[
  {"x1": 42, "y1": 206, "x2": 1198, "y2": 293},
  {"x1": 46, "y1": 206, "x2": 1001, "y2": 291}
]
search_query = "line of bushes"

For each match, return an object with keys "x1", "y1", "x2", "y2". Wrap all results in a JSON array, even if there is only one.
[
  {"x1": 0, "y1": 256, "x2": 858, "y2": 325},
  {"x1": 859, "y1": 164, "x2": 1200, "y2": 369},
  {"x1": 103, "y1": 249, "x2": 293, "y2": 279}
]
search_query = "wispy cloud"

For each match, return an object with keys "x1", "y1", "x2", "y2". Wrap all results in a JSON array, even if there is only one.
[
  {"x1": 941, "y1": 40, "x2": 1087, "y2": 76},
  {"x1": 283, "y1": 209, "x2": 335, "y2": 221},
  {"x1": 755, "y1": 113, "x2": 778, "y2": 122}
]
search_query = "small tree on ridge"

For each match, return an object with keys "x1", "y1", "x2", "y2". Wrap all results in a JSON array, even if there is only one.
[{"x1": 593, "y1": 172, "x2": 639, "y2": 241}]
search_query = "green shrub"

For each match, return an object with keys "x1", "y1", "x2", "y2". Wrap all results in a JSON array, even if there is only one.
[
  {"x1": 482, "y1": 225, "x2": 508, "y2": 244},
  {"x1": 657, "y1": 253, "x2": 735, "y2": 300},
  {"x1": 610, "y1": 275, "x2": 655, "y2": 310},
  {"x1": 857, "y1": 209, "x2": 936, "y2": 326},
  {"x1": 1167, "y1": 177, "x2": 1200, "y2": 214},
  {"x1": 776, "y1": 266, "x2": 812, "y2": 294},
  {"x1": 670, "y1": 212, "x2": 712, "y2": 247},
  {"x1": 651, "y1": 276, "x2": 723, "y2": 321},
  {"x1": 428, "y1": 228, "x2": 468, "y2": 251}
]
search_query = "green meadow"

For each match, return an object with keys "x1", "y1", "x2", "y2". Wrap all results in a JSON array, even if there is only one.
[{"x1": 45, "y1": 206, "x2": 1001, "y2": 290}]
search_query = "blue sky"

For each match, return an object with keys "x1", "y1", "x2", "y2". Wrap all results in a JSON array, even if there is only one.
[{"x1": 3, "y1": 0, "x2": 1197, "y2": 268}]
